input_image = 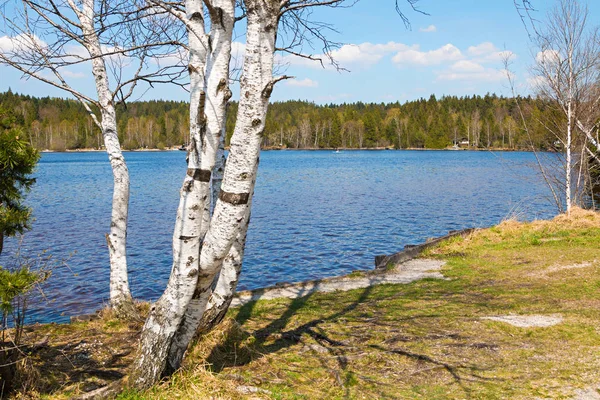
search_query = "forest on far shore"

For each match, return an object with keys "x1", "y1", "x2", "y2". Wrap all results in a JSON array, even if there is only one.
[{"x1": 0, "y1": 89, "x2": 560, "y2": 151}]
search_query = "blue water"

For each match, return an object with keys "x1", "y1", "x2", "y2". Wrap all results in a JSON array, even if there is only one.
[{"x1": 1, "y1": 150, "x2": 557, "y2": 323}]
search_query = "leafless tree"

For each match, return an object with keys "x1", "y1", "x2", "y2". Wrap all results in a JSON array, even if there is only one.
[
  {"x1": 129, "y1": 0, "x2": 424, "y2": 391},
  {"x1": 0, "y1": 0, "x2": 186, "y2": 316},
  {"x1": 515, "y1": 0, "x2": 600, "y2": 213}
]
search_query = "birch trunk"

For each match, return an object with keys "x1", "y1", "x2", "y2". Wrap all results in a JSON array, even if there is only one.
[
  {"x1": 196, "y1": 206, "x2": 250, "y2": 335},
  {"x1": 212, "y1": 110, "x2": 227, "y2": 214},
  {"x1": 566, "y1": 99, "x2": 573, "y2": 213},
  {"x1": 129, "y1": 0, "x2": 209, "y2": 388},
  {"x1": 192, "y1": 107, "x2": 236, "y2": 335},
  {"x1": 130, "y1": 0, "x2": 280, "y2": 387},
  {"x1": 196, "y1": 109, "x2": 231, "y2": 333},
  {"x1": 566, "y1": 30, "x2": 574, "y2": 214},
  {"x1": 167, "y1": 0, "x2": 236, "y2": 371},
  {"x1": 167, "y1": 0, "x2": 279, "y2": 370},
  {"x1": 78, "y1": 0, "x2": 135, "y2": 316}
]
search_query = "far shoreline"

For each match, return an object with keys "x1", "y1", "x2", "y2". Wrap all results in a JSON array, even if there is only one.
[{"x1": 41, "y1": 146, "x2": 552, "y2": 153}]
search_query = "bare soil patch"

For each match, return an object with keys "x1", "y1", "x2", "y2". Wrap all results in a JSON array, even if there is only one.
[
  {"x1": 482, "y1": 314, "x2": 564, "y2": 328},
  {"x1": 232, "y1": 258, "x2": 446, "y2": 306}
]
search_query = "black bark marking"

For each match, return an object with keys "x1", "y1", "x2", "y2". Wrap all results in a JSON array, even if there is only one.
[
  {"x1": 188, "y1": 269, "x2": 198, "y2": 277},
  {"x1": 190, "y1": 12, "x2": 203, "y2": 22},
  {"x1": 262, "y1": 82, "x2": 275, "y2": 98},
  {"x1": 197, "y1": 91, "x2": 207, "y2": 129},
  {"x1": 217, "y1": 7, "x2": 224, "y2": 28},
  {"x1": 216, "y1": 78, "x2": 227, "y2": 94},
  {"x1": 252, "y1": 118, "x2": 261, "y2": 126},
  {"x1": 219, "y1": 191, "x2": 250, "y2": 205},
  {"x1": 187, "y1": 168, "x2": 212, "y2": 182},
  {"x1": 224, "y1": 88, "x2": 233, "y2": 101}
]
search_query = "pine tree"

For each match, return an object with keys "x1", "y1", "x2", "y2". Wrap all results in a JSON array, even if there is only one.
[{"x1": 0, "y1": 106, "x2": 39, "y2": 255}]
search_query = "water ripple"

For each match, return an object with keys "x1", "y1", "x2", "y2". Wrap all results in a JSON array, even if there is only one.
[{"x1": 1, "y1": 150, "x2": 556, "y2": 323}]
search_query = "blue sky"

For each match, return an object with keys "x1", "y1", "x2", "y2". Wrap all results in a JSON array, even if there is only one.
[{"x1": 1, "y1": 0, "x2": 599, "y2": 104}]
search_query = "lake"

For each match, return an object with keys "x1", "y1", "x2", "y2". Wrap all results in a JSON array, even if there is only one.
[{"x1": 2, "y1": 150, "x2": 557, "y2": 323}]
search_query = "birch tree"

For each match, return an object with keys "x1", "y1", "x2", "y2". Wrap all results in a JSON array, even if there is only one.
[
  {"x1": 517, "y1": 0, "x2": 600, "y2": 212},
  {"x1": 130, "y1": 0, "x2": 423, "y2": 390},
  {"x1": 0, "y1": 0, "x2": 184, "y2": 316}
]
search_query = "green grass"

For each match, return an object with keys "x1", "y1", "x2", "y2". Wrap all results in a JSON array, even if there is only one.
[{"x1": 19, "y1": 208, "x2": 600, "y2": 399}]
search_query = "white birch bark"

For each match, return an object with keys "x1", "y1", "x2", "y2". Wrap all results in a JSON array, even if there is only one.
[
  {"x1": 196, "y1": 204, "x2": 250, "y2": 335},
  {"x1": 129, "y1": 0, "x2": 209, "y2": 388},
  {"x1": 566, "y1": 98, "x2": 573, "y2": 213},
  {"x1": 167, "y1": 0, "x2": 236, "y2": 371},
  {"x1": 190, "y1": 104, "x2": 234, "y2": 336},
  {"x1": 565, "y1": 24, "x2": 575, "y2": 214},
  {"x1": 77, "y1": 0, "x2": 135, "y2": 315},
  {"x1": 131, "y1": 0, "x2": 281, "y2": 387},
  {"x1": 195, "y1": 111, "x2": 245, "y2": 337},
  {"x1": 168, "y1": 0, "x2": 280, "y2": 369},
  {"x1": 212, "y1": 111, "x2": 227, "y2": 214}
]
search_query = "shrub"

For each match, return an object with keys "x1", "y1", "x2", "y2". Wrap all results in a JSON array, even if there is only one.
[{"x1": 0, "y1": 249, "x2": 51, "y2": 394}]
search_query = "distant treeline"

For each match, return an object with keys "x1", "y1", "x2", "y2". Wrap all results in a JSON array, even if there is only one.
[{"x1": 0, "y1": 90, "x2": 558, "y2": 151}]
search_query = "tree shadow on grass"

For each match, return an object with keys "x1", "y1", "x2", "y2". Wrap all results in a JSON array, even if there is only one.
[
  {"x1": 9, "y1": 325, "x2": 138, "y2": 397},
  {"x1": 206, "y1": 280, "x2": 501, "y2": 399}
]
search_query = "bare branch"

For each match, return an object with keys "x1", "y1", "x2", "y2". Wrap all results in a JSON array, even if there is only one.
[{"x1": 395, "y1": 0, "x2": 427, "y2": 30}]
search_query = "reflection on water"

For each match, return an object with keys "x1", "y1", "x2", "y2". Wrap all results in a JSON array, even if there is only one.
[{"x1": 1, "y1": 150, "x2": 556, "y2": 323}]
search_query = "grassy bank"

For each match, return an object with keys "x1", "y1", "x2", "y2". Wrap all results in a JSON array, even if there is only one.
[{"x1": 13, "y1": 208, "x2": 600, "y2": 399}]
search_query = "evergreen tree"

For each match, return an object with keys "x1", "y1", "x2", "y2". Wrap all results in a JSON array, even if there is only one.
[
  {"x1": 362, "y1": 113, "x2": 378, "y2": 148},
  {"x1": 0, "y1": 106, "x2": 39, "y2": 255},
  {"x1": 385, "y1": 118, "x2": 398, "y2": 148},
  {"x1": 329, "y1": 113, "x2": 342, "y2": 148}
]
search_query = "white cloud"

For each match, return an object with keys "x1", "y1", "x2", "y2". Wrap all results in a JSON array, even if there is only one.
[
  {"x1": 527, "y1": 75, "x2": 547, "y2": 88},
  {"x1": 468, "y1": 42, "x2": 498, "y2": 57},
  {"x1": 331, "y1": 42, "x2": 408, "y2": 66},
  {"x1": 60, "y1": 69, "x2": 86, "y2": 79},
  {"x1": 0, "y1": 36, "x2": 13, "y2": 52},
  {"x1": 278, "y1": 40, "x2": 516, "y2": 79},
  {"x1": 449, "y1": 60, "x2": 485, "y2": 73},
  {"x1": 0, "y1": 33, "x2": 46, "y2": 54},
  {"x1": 419, "y1": 25, "x2": 437, "y2": 33},
  {"x1": 282, "y1": 41, "x2": 415, "y2": 70},
  {"x1": 494, "y1": 50, "x2": 516, "y2": 63},
  {"x1": 392, "y1": 43, "x2": 463, "y2": 66},
  {"x1": 437, "y1": 66, "x2": 509, "y2": 82},
  {"x1": 468, "y1": 42, "x2": 516, "y2": 64},
  {"x1": 285, "y1": 78, "x2": 318, "y2": 88},
  {"x1": 536, "y1": 49, "x2": 560, "y2": 65},
  {"x1": 64, "y1": 44, "x2": 90, "y2": 59}
]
